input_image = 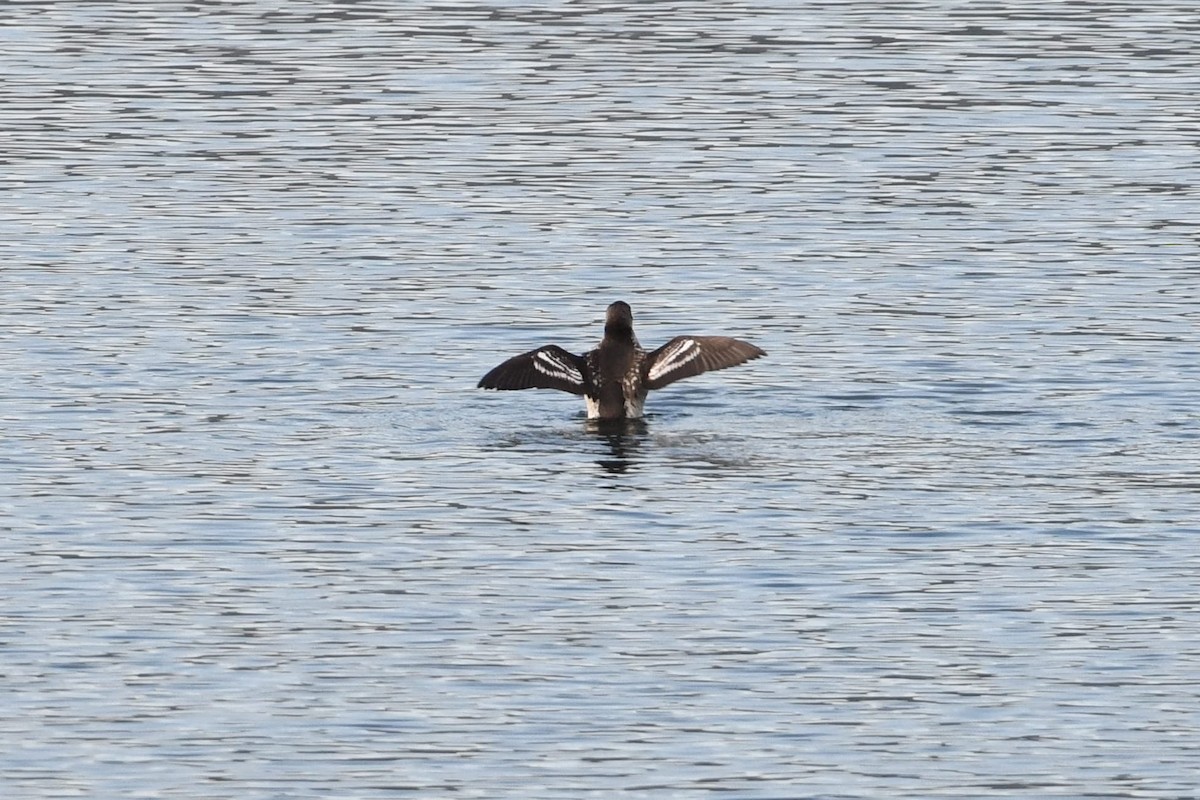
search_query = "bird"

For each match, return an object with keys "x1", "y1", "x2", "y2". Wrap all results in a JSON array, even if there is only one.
[{"x1": 477, "y1": 301, "x2": 765, "y2": 419}]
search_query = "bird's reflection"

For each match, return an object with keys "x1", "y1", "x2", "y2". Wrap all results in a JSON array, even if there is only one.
[{"x1": 585, "y1": 417, "x2": 648, "y2": 475}]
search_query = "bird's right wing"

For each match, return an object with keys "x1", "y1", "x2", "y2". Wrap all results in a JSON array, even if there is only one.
[{"x1": 643, "y1": 336, "x2": 765, "y2": 390}]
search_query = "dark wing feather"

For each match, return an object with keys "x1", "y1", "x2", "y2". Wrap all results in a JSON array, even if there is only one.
[
  {"x1": 643, "y1": 336, "x2": 765, "y2": 391},
  {"x1": 477, "y1": 345, "x2": 588, "y2": 395}
]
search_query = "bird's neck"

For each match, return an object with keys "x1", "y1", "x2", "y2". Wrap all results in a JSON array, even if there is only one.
[{"x1": 603, "y1": 322, "x2": 637, "y2": 347}]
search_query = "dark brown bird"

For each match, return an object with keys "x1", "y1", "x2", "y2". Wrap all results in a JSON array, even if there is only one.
[{"x1": 478, "y1": 301, "x2": 765, "y2": 419}]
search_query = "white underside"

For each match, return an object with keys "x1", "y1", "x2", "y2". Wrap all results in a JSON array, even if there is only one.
[{"x1": 585, "y1": 395, "x2": 645, "y2": 419}]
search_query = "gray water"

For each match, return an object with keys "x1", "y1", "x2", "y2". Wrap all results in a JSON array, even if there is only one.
[{"x1": 3, "y1": 2, "x2": 1199, "y2": 798}]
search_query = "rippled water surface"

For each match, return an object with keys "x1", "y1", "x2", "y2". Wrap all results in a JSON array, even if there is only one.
[{"x1": 3, "y1": 2, "x2": 1199, "y2": 798}]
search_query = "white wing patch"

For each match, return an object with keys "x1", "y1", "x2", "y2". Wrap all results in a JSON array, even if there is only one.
[
  {"x1": 647, "y1": 338, "x2": 699, "y2": 382},
  {"x1": 534, "y1": 349, "x2": 584, "y2": 386}
]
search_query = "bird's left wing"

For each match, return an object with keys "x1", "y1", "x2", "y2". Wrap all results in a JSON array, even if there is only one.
[{"x1": 478, "y1": 345, "x2": 588, "y2": 395}]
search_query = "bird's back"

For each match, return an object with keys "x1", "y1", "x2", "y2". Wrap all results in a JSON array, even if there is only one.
[{"x1": 585, "y1": 341, "x2": 646, "y2": 419}]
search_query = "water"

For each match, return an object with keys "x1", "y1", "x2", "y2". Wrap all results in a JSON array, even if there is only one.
[{"x1": 3, "y1": 2, "x2": 1199, "y2": 798}]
